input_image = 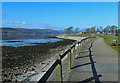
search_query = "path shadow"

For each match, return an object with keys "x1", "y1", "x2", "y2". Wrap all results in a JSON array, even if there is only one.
[
  {"x1": 79, "y1": 51, "x2": 93, "y2": 55},
  {"x1": 71, "y1": 61, "x2": 96, "y2": 69},
  {"x1": 76, "y1": 55, "x2": 93, "y2": 59},
  {"x1": 88, "y1": 41, "x2": 101, "y2": 83},
  {"x1": 79, "y1": 51, "x2": 89, "y2": 54},
  {"x1": 78, "y1": 75, "x2": 102, "y2": 83}
]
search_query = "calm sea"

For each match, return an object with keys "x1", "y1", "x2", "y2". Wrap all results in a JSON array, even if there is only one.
[{"x1": 0, "y1": 38, "x2": 62, "y2": 47}]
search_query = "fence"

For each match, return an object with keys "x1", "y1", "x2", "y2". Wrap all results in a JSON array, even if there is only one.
[{"x1": 38, "y1": 36, "x2": 96, "y2": 83}]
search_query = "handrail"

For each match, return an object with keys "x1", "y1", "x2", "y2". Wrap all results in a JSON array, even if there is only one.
[
  {"x1": 38, "y1": 59, "x2": 60, "y2": 82},
  {"x1": 61, "y1": 49, "x2": 70, "y2": 59},
  {"x1": 37, "y1": 36, "x2": 96, "y2": 83}
]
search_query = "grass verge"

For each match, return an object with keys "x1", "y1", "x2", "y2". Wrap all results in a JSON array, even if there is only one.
[
  {"x1": 67, "y1": 34, "x2": 91, "y2": 37},
  {"x1": 95, "y1": 34, "x2": 120, "y2": 54}
]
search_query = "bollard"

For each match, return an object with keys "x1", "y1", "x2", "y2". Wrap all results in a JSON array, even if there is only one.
[
  {"x1": 68, "y1": 46, "x2": 71, "y2": 72},
  {"x1": 55, "y1": 54, "x2": 63, "y2": 82}
]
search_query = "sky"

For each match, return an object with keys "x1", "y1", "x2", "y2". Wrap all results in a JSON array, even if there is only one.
[
  {"x1": 2, "y1": 2, "x2": 118, "y2": 30},
  {"x1": 1, "y1": 0, "x2": 119, "y2": 2}
]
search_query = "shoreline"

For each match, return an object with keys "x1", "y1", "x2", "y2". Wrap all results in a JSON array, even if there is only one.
[
  {"x1": 2, "y1": 37, "x2": 76, "y2": 82},
  {"x1": 30, "y1": 35, "x2": 88, "y2": 81}
]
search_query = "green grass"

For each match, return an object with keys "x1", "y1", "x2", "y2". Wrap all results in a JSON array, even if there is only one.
[
  {"x1": 68, "y1": 34, "x2": 91, "y2": 37},
  {"x1": 95, "y1": 34, "x2": 120, "y2": 54}
]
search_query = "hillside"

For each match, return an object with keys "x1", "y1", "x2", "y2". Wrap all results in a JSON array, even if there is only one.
[{"x1": 2, "y1": 27, "x2": 64, "y2": 40}]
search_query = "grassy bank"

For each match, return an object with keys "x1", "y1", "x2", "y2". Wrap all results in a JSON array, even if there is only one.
[
  {"x1": 67, "y1": 34, "x2": 91, "y2": 37},
  {"x1": 95, "y1": 34, "x2": 120, "y2": 54}
]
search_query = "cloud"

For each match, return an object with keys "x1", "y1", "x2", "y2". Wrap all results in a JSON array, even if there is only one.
[
  {"x1": 62, "y1": 25, "x2": 71, "y2": 27},
  {"x1": 22, "y1": 21, "x2": 26, "y2": 24},
  {"x1": 1, "y1": 21, "x2": 28, "y2": 25},
  {"x1": 0, "y1": 21, "x2": 13, "y2": 23},
  {"x1": 1, "y1": 20, "x2": 63, "y2": 30}
]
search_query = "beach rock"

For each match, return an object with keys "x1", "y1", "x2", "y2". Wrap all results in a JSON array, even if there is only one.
[
  {"x1": 27, "y1": 71, "x2": 35, "y2": 74},
  {"x1": 41, "y1": 62, "x2": 45, "y2": 64},
  {"x1": 31, "y1": 68, "x2": 35, "y2": 71},
  {"x1": 42, "y1": 70, "x2": 46, "y2": 72},
  {"x1": 16, "y1": 67, "x2": 19, "y2": 69}
]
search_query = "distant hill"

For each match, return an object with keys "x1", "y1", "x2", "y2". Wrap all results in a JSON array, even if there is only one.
[{"x1": 1, "y1": 27, "x2": 64, "y2": 40}]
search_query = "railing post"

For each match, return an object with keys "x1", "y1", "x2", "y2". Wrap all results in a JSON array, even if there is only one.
[
  {"x1": 68, "y1": 46, "x2": 71, "y2": 72},
  {"x1": 85, "y1": 39, "x2": 87, "y2": 45},
  {"x1": 84, "y1": 39, "x2": 86, "y2": 45},
  {"x1": 74, "y1": 42, "x2": 77, "y2": 58},
  {"x1": 81, "y1": 41, "x2": 83, "y2": 50},
  {"x1": 78, "y1": 42, "x2": 81, "y2": 55},
  {"x1": 90, "y1": 37, "x2": 92, "y2": 41},
  {"x1": 82, "y1": 40, "x2": 84, "y2": 48},
  {"x1": 87, "y1": 38, "x2": 89, "y2": 43},
  {"x1": 86, "y1": 38, "x2": 88, "y2": 44},
  {"x1": 84, "y1": 39, "x2": 86, "y2": 46},
  {"x1": 89, "y1": 38, "x2": 91, "y2": 42},
  {"x1": 72, "y1": 43, "x2": 76, "y2": 62},
  {"x1": 55, "y1": 54, "x2": 63, "y2": 82},
  {"x1": 59, "y1": 54, "x2": 63, "y2": 82},
  {"x1": 76, "y1": 43, "x2": 79, "y2": 57}
]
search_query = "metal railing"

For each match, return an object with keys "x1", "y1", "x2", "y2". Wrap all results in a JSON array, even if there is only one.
[{"x1": 38, "y1": 36, "x2": 96, "y2": 83}]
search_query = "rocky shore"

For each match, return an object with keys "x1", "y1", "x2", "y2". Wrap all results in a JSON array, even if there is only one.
[{"x1": 2, "y1": 38, "x2": 76, "y2": 82}]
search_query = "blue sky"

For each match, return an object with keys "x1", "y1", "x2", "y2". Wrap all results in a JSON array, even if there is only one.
[
  {"x1": 2, "y1": 2, "x2": 118, "y2": 30},
  {"x1": 2, "y1": 0, "x2": 119, "y2": 2}
]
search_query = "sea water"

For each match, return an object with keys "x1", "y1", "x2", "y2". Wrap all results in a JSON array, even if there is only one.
[{"x1": 0, "y1": 38, "x2": 62, "y2": 47}]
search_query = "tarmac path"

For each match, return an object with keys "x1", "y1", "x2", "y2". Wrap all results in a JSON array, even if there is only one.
[
  {"x1": 67, "y1": 37, "x2": 118, "y2": 82},
  {"x1": 92, "y1": 37, "x2": 118, "y2": 82}
]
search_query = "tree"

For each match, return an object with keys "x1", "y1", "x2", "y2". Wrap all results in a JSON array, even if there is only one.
[
  {"x1": 99, "y1": 26, "x2": 103, "y2": 32},
  {"x1": 64, "y1": 29, "x2": 67, "y2": 34},
  {"x1": 90, "y1": 26, "x2": 96, "y2": 34},
  {"x1": 64, "y1": 26, "x2": 73, "y2": 34},
  {"x1": 110, "y1": 25, "x2": 117, "y2": 35},
  {"x1": 86, "y1": 28, "x2": 90, "y2": 34},
  {"x1": 104, "y1": 26, "x2": 110, "y2": 33},
  {"x1": 74, "y1": 28, "x2": 79, "y2": 34},
  {"x1": 96, "y1": 28, "x2": 100, "y2": 32}
]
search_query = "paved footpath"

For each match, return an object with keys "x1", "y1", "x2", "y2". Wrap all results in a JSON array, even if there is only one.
[
  {"x1": 67, "y1": 37, "x2": 118, "y2": 82},
  {"x1": 92, "y1": 37, "x2": 118, "y2": 81}
]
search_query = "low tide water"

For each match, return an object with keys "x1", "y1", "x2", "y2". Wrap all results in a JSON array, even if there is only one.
[{"x1": 0, "y1": 38, "x2": 62, "y2": 47}]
